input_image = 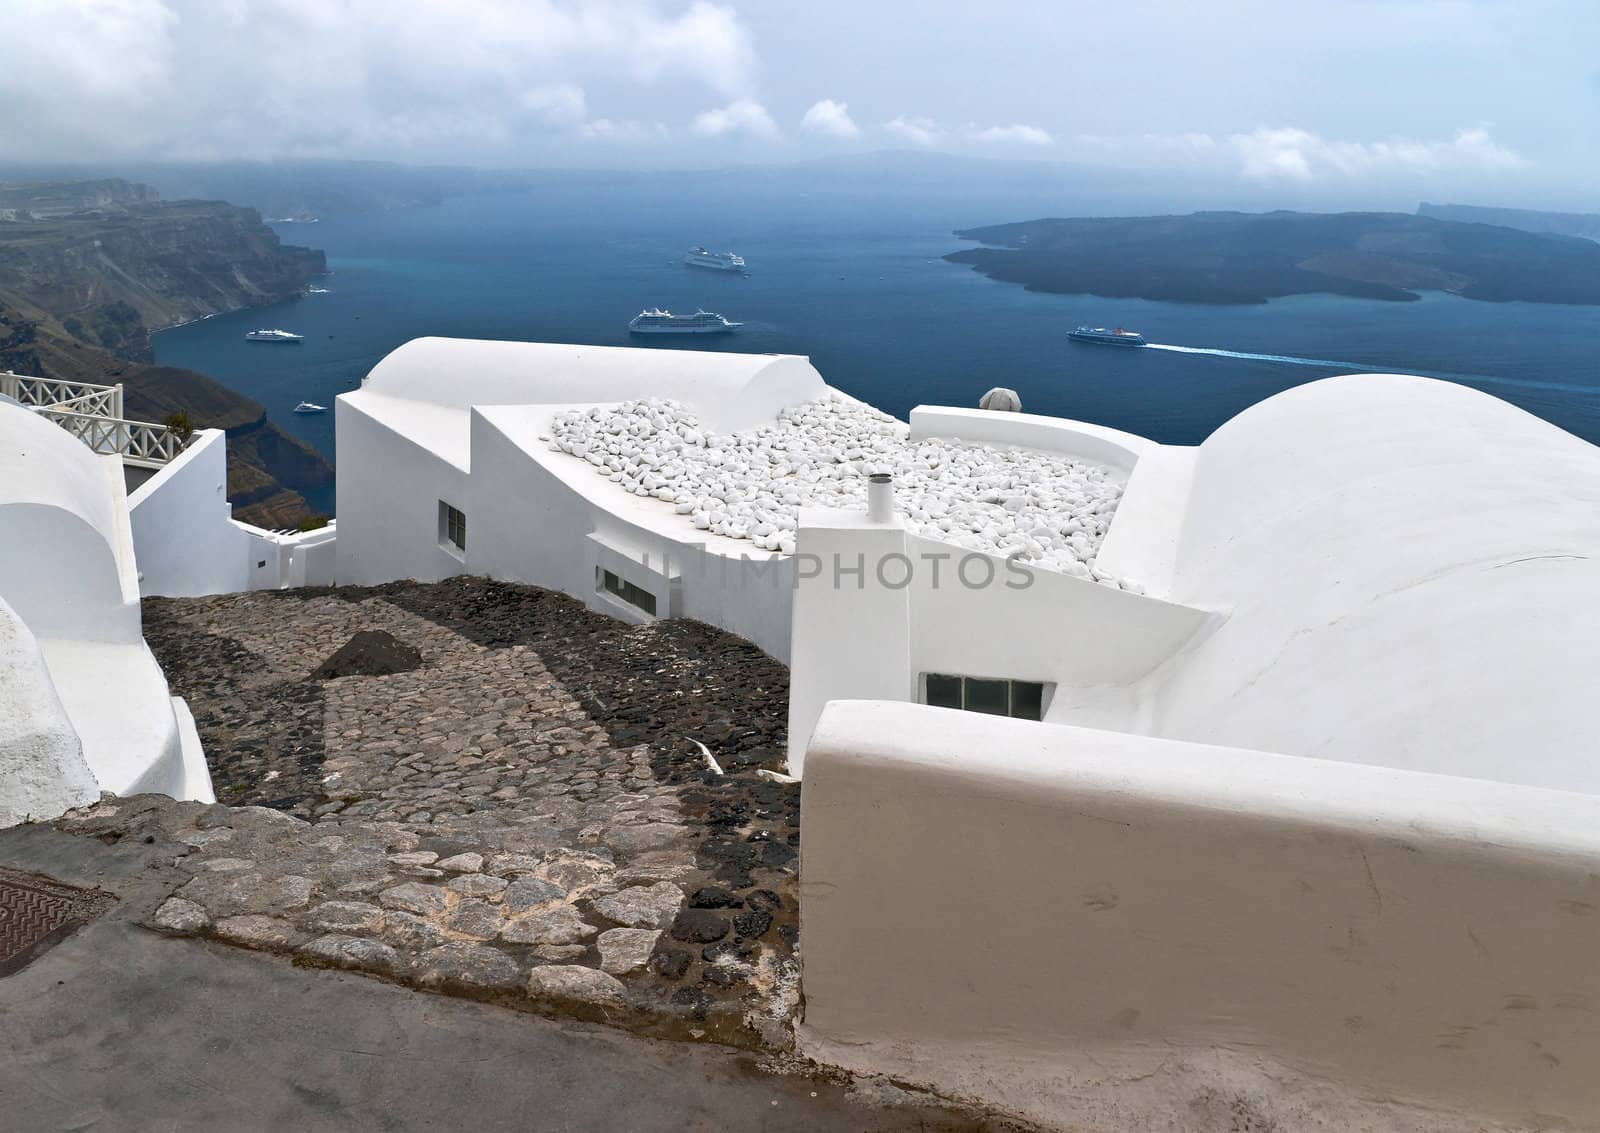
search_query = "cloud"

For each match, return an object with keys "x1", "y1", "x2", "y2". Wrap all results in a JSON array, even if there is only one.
[
  {"x1": 1074, "y1": 126, "x2": 1526, "y2": 181},
  {"x1": 800, "y1": 99, "x2": 860, "y2": 138},
  {"x1": 0, "y1": 0, "x2": 759, "y2": 162},
  {"x1": 1230, "y1": 126, "x2": 1525, "y2": 181},
  {"x1": 968, "y1": 123, "x2": 1054, "y2": 146},
  {"x1": 883, "y1": 115, "x2": 943, "y2": 147},
  {"x1": 580, "y1": 118, "x2": 670, "y2": 141},
  {"x1": 690, "y1": 98, "x2": 779, "y2": 139}
]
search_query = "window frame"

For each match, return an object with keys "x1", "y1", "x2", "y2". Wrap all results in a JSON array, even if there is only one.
[
  {"x1": 918, "y1": 672, "x2": 1049, "y2": 722},
  {"x1": 438, "y1": 500, "x2": 467, "y2": 558}
]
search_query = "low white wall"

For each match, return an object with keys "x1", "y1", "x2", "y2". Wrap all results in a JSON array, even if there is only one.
[
  {"x1": 128, "y1": 429, "x2": 254, "y2": 597},
  {"x1": 335, "y1": 398, "x2": 469, "y2": 586},
  {"x1": 800, "y1": 701, "x2": 1600, "y2": 1131},
  {"x1": 908, "y1": 405, "x2": 1152, "y2": 478}
]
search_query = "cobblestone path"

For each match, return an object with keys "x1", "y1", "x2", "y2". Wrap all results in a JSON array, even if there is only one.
[{"x1": 58, "y1": 578, "x2": 799, "y2": 1048}]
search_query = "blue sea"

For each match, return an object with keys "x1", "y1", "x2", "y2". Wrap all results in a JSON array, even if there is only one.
[{"x1": 153, "y1": 181, "x2": 1600, "y2": 516}]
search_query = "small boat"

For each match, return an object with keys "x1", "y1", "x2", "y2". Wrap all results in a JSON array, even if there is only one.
[
  {"x1": 628, "y1": 308, "x2": 742, "y2": 335},
  {"x1": 293, "y1": 401, "x2": 327, "y2": 414},
  {"x1": 1067, "y1": 326, "x2": 1146, "y2": 347},
  {"x1": 684, "y1": 246, "x2": 747, "y2": 273},
  {"x1": 245, "y1": 328, "x2": 303, "y2": 342}
]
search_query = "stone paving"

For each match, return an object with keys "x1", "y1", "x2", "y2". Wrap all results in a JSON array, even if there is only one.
[{"x1": 57, "y1": 578, "x2": 799, "y2": 1049}]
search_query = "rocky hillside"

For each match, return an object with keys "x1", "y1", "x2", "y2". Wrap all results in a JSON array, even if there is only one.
[{"x1": 0, "y1": 180, "x2": 331, "y2": 527}]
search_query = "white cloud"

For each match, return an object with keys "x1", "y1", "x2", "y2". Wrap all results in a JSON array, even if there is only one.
[
  {"x1": 1231, "y1": 126, "x2": 1525, "y2": 181},
  {"x1": 521, "y1": 85, "x2": 589, "y2": 129},
  {"x1": 580, "y1": 118, "x2": 670, "y2": 141},
  {"x1": 883, "y1": 115, "x2": 943, "y2": 147},
  {"x1": 800, "y1": 99, "x2": 860, "y2": 138},
  {"x1": 1074, "y1": 126, "x2": 1526, "y2": 182},
  {"x1": 0, "y1": 0, "x2": 759, "y2": 161},
  {"x1": 691, "y1": 98, "x2": 779, "y2": 139},
  {"x1": 968, "y1": 123, "x2": 1054, "y2": 146}
]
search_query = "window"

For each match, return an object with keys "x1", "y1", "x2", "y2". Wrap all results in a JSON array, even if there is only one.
[
  {"x1": 439, "y1": 501, "x2": 466, "y2": 554},
  {"x1": 922, "y1": 673, "x2": 1046, "y2": 721},
  {"x1": 600, "y1": 568, "x2": 657, "y2": 616}
]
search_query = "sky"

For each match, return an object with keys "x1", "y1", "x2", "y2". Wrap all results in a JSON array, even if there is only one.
[{"x1": 1, "y1": 0, "x2": 1596, "y2": 208}]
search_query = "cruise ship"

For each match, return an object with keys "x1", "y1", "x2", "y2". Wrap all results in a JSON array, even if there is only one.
[
  {"x1": 628, "y1": 308, "x2": 742, "y2": 335},
  {"x1": 1067, "y1": 326, "x2": 1146, "y2": 347},
  {"x1": 245, "y1": 328, "x2": 304, "y2": 342},
  {"x1": 684, "y1": 246, "x2": 746, "y2": 273}
]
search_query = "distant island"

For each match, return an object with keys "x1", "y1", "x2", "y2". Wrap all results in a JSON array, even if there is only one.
[
  {"x1": 946, "y1": 210, "x2": 1600, "y2": 306},
  {"x1": 1418, "y1": 202, "x2": 1600, "y2": 243},
  {"x1": 0, "y1": 178, "x2": 332, "y2": 527}
]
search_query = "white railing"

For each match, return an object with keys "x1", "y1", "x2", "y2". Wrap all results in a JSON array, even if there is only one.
[
  {"x1": 36, "y1": 408, "x2": 186, "y2": 468},
  {"x1": 1, "y1": 371, "x2": 123, "y2": 418},
  {"x1": 3, "y1": 369, "x2": 184, "y2": 469}
]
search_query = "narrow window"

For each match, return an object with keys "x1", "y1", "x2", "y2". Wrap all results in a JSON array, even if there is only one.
[
  {"x1": 601, "y1": 568, "x2": 657, "y2": 616},
  {"x1": 439, "y1": 501, "x2": 466, "y2": 554},
  {"x1": 922, "y1": 673, "x2": 1048, "y2": 721}
]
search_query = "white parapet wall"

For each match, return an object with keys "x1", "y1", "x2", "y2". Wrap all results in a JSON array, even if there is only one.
[
  {"x1": 799, "y1": 700, "x2": 1600, "y2": 1131},
  {"x1": 127, "y1": 427, "x2": 338, "y2": 597}
]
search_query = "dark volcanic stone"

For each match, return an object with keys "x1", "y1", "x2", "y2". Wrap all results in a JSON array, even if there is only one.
[
  {"x1": 702, "y1": 939, "x2": 755, "y2": 963},
  {"x1": 311, "y1": 630, "x2": 422, "y2": 680},
  {"x1": 746, "y1": 889, "x2": 783, "y2": 912},
  {"x1": 733, "y1": 909, "x2": 773, "y2": 940},
  {"x1": 688, "y1": 886, "x2": 742, "y2": 909},
  {"x1": 650, "y1": 946, "x2": 692, "y2": 980},
  {"x1": 702, "y1": 964, "x2": 746, "y2": 988},
  {"x1": 669, "y1": 909, "x2": 729, "y2": 944}
]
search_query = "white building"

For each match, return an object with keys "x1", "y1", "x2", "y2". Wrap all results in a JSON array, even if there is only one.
[
  {"x1": 794, "y1": 375, "x2": 1600, "y2": 1131},
  {"x1": 0, "y1": 395, "x2": 214, "y2": 825},
  {"x1": 336, "y1": 338, "x2": 831, "y2": 657}
]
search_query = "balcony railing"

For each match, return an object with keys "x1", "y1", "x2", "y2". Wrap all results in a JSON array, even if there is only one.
[{"x1": 2, "y1": 369, "x2": 184, "y2": 468}]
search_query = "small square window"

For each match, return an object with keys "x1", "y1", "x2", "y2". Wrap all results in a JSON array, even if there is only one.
[
  {"x1": 925, "y1": 673, "x2": 963, "y2": 711},
  {"x1": 1011, "y1": 680, "x2": 1044, "y2": 721},
  {"x1": 964, "y1": 678, "x2": 1010, "y2": 717}
]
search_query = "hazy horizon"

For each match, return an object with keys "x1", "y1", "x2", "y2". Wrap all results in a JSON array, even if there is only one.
[{"x1": 3, "y1": 1, "x2": 1596, "y2": 213}]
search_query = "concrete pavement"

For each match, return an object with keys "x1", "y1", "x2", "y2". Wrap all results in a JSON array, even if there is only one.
[{"x1": 0, "y1": 824, "x2": 1021, "y2": 1132}]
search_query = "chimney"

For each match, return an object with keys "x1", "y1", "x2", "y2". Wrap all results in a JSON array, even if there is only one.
[{"x1": 867, "y1": 473, "x2": 895, "y2": 523}]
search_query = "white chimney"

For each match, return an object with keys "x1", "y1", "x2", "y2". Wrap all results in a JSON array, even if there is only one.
[{"x1": 867, "y1": 473, "x2": 895, "y2": 523}]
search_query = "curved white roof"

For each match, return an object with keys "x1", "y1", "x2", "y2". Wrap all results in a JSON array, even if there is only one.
[
  {"x1": 1155, "y1": 374, "x2": 1600, "y2": 793},
  {"x1": 361, "y1": 337, "x2": 829, "y2": 434},
  {"x1": 0, "y1": 400, "x2": 127, "y2": 556}
]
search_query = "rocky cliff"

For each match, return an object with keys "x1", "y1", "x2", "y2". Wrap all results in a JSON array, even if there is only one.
[{"x1": 0, "y1": 180, "x2": 331, "y2": 527}]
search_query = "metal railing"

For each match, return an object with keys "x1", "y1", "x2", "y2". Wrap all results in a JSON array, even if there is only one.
[{"x1": 3, "y1": 369, "x2": 184, "y2": 469}]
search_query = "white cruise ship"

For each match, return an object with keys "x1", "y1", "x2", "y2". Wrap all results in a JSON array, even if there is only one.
[
  {"x1": 628, "y1": 308, "x2": 742, "y2": 335},
  {"x1": 684, "y1": 246, "x2": 746, "y2": 273},
  {"x1": 245, "y1": 328, "x2": 303, "y2": 342}
]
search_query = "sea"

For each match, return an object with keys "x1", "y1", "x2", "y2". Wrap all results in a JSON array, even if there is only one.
[{"x1": 153, "y1": 179, "x2": 1600, "y2": 516}]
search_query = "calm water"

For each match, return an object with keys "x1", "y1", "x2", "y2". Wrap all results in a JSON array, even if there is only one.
[{"x1": 154, "y1": 183, "x2": 1600, "y2": 515}]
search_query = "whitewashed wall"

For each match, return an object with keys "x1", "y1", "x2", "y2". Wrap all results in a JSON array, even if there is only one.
[
  {"x1": 800, "y1": 700, "x2": 1600, "y2": 1132},
  {"x1": 786, "y1": 508, "x2": 1218, "y2": 769},
  {"x1": 469, "y1": 408, "x2": 796, "y2": 657},
  {"x1": 0, "y1": 595, "x2": 99, "y2": 826},
  {"x1": 334, "y1": 397, "x2": 469, "y2": 586},
  {"x1": 128, "y1": 429, "x2": 252, "y2": 596}
]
